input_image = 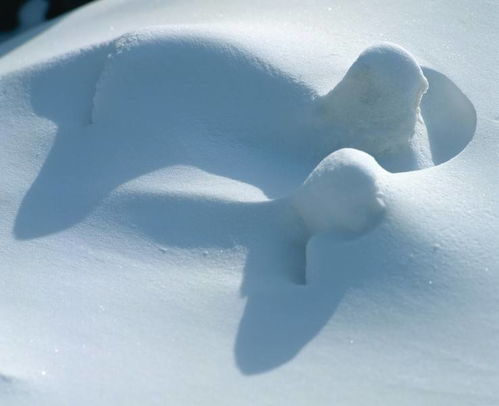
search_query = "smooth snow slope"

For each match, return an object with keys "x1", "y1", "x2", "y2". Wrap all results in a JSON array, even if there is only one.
[{"x1": 0, "y1": 0, "x2": 498, "y2": 405}]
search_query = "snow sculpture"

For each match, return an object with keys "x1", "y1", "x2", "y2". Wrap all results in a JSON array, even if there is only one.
[
  {"x1": 293, "y1": 148, "x2": 386, "y2": 236},
  {"x1": 319, "y1": 43, "x2": 433, "y2": 169}
]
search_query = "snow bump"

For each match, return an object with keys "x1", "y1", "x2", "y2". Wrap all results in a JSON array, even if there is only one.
[
  {"x1": 320, "y1": 43, "x2": 428, "y2": 155},
  {"x1": 293, "y1": 148, "x2": 386, "y2": 236}
]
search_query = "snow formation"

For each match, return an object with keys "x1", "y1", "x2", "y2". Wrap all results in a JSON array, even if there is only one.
[
  {"x1": 0, "y1": 1, "x2": 497, "y2": 405},
  {"x1": 92, "y1": 28, "x2": 314, "y2": 153},
  {"x1": 293, "y1": 148, "x2": 386, "y2": 236},
  {"x1": 318, "y1": 43, "x2": 432, "y2": 170}
]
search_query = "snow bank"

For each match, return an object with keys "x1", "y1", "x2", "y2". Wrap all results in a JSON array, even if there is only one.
[{"x1": 293, "y1": 148, "x2": 386, "y2": 236}]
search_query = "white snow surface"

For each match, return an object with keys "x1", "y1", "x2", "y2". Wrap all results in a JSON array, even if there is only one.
[
  {"x1": 294, "y1": 148, "x2": 386, "y2": 236},
  {"x1": 319, "y1": 43, "x2": 430, "y2": 164},
  {"x1": 0, "y1": 0, "x2": 498, "y2": 405}
]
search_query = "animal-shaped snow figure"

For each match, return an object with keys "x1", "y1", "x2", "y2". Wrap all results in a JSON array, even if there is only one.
[{"x1": 318, "y1": 43, "x2": 434, "y2": 171}]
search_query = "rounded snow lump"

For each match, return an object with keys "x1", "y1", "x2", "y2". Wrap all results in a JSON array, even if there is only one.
[
  {"x1": 293, "y1": 148, "x2": 386, "y2": 235},
  {"x1": 320, "y1": 43, "x2": 429, "y2": 157}
]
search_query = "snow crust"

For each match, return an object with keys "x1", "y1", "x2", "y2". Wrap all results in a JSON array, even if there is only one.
[{"x1": 0, "y1": 1, "x2": 497, "y2": 405}]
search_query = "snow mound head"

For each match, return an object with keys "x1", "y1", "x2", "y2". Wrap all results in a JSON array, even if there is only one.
[
  {"x1": 320, "y1": 43, "x2": 429, "y2": 158},
  {"x1": 293, "y1": 148, "x2": 386, "y2": 235}
]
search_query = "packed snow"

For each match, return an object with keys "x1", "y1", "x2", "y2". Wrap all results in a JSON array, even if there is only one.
[{"x1": 0, "y1": 0, "x2": 498, "y2": 405}]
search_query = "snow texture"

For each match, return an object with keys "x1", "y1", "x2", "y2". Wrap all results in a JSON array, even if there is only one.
[{"x1": 0, "y1": 1, "x2": 496, "y2": 405}]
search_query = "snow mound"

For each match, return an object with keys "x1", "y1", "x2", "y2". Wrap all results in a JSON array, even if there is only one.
[
  {"x1": 13, "y1": 31, "x2": 476, "y2": 242},
  {"x1": 92, "y1": 28, "x2": 314, "y2": 152},
  {"x1": 92, "y1": 30, "x2": 474, "y2": 173},
  {"x1": 317, "y1": 43, "x2": 430, "y2": 167},
  {"x1": 0, "y1": 1, "x2": 496, "y2": 403},
  {"x1": 293, "y1": 148, "x2": 386, "y2": 236}
]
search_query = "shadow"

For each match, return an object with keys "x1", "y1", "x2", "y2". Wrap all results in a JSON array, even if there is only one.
[
  {"x1": 0, "y1": 373, "x2": 20, "y2": 401},
  {"x1": 113, "y1": 193, "x2": 306, "y2": 285},
  {"x1": 420, "y1": 67, "x2": 476, "y2": 165},
  {"x1": 14, "y1": 34, "x2": 315, "y2": 239},
  {"x1": 235, "y1": 221, "x2": 390, "y2": 374},
  {"x1": 234, "y1": 210, "x2": 448, "y2": 374},
  {"x1": 0, "y1": 374, "x2": 13, "y2": 387},
  {"x1": 114, "y1": 190, "x2": 387, "y2": 374},
  {"x1": 235, "y1": 273, "x2": 347, "y2": 374},
  {"x1": 107, "y1": 191, "x2": 350, "y2": 374}
]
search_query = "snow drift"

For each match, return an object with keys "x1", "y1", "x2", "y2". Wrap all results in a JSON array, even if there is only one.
[
  {"x1": 13, "y1": 28, "x2": 476, "y2": 242},
  {"x1": 0, "y1": 5, "x2": 495, "y2": 404}
]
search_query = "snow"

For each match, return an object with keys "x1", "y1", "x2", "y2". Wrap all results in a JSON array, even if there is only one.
[
  {"x1": 0, "y1": 0, "x2": 498, "y2": 405},
  {"x1": 293, "y1": 148, "x2": 386, "y2": 236},
  {"x1": 92, "y1": 27, "x2": 314, "y2": 156},
  {"x1": 319, "y1": 43, "x2": 431, "y2": 170}
]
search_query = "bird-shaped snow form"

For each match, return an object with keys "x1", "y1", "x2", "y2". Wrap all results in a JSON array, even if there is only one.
[{"x1": 318, "y1": 43, "x2": 434, "y2": 171}]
